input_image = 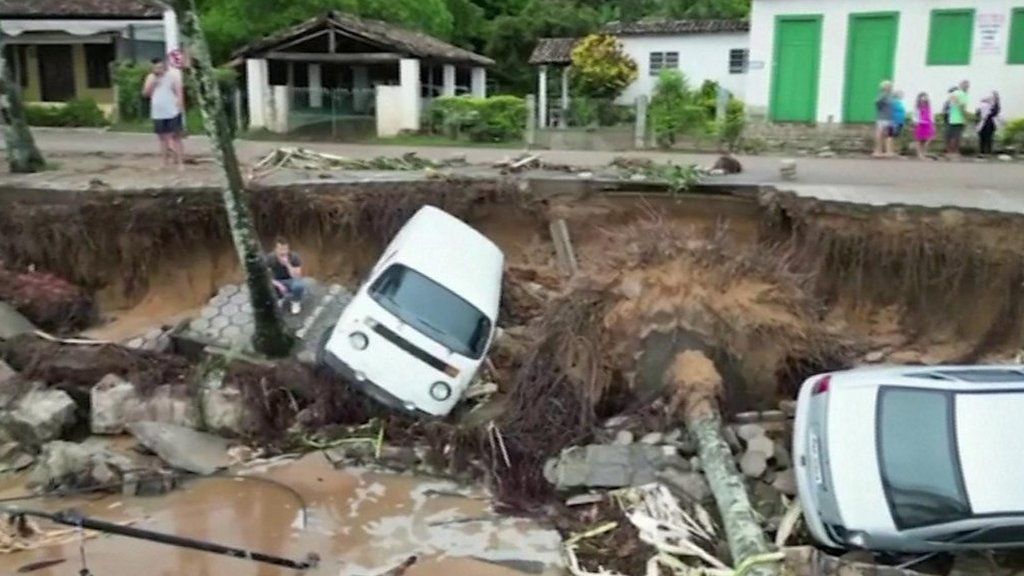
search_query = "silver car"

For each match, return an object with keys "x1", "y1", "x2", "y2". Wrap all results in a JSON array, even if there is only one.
[{"x1": 793, "y1": 365, "x2": 1024, "y2": 552}]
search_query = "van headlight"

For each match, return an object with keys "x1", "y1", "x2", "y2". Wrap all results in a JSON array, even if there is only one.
[
  {"x1": 429, "y1": 382, "x2": 452, "y2": 401},
  {"x1": 349, "y1": 331, "x2": 369, "y2": 350}
]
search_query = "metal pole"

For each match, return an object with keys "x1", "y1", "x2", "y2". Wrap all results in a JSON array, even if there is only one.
[{"x1": 6, "y1": 507, "x2": 318, "y2": 571}]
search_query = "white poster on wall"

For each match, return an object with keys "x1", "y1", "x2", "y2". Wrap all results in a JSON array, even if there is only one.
[{"x1": 976, "y1": 12, "x2": 1006, "y2": 55}]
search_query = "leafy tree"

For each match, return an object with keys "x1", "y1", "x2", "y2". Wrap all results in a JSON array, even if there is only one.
[
  {"x1": 661, "y1": 0, "x2": 750, "y2": 19},
  {"x1": 569, "y1": 34, "x2": 637, "y2": 100},
  {"x1": 445, "y1": 0, "x2": 489, "y2": 50},
  {"x1": 649, "y1": 69, "x2": 704, "y2": 148},
  {"x1": 0, "y1": 34, "x2": 45, "y2": 173},
  {"x1": 485, "y1": 0, "x2": 599, "y2": 93}
]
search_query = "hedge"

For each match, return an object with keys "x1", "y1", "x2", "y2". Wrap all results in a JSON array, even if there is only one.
[
  {"x1": 114, "y1": 62, "x2": 239, "y2": 122},
  {"x1": 25, "y1": 98, "x2": 108, "y2": 127},
  {"x1": 426, "y1": 95, "x2": 526, "y2": 142}
]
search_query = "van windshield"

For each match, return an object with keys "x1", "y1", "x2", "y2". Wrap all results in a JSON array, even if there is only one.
[{"x1": 369, "y1": 264, "x2": 491, "y2": 359}]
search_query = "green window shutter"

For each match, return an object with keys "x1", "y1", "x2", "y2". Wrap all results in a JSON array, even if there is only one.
[
  {"x1": 1010, "y1": 8, "x2": 1024, "y2": 64},
  {"x1": 927, "y1": 9, "x2": 975, "y2": 65}
]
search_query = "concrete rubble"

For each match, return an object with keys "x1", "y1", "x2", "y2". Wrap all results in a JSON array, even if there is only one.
[
  {"x1": 90, "y1": 373, "x2": 199, "y2": 434},
  {"x1": 543, "y1": 444, "x2": 687, "y2": 490},
  {"x1": 127, "y1": 421, "x2": 233, "y2": 475},
  {"x1": 28, "y1": 440, "x2": 140, "y2": 492},
  {"x1": 0, "y1": 384, "x2": 77, "y2": 446},
  {"x1": 0, "y1": 301, "x2": 36, "y2": 340}
]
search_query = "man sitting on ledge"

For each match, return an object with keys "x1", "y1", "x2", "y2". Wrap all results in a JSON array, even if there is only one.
[{"x1": 266, "y1": 236, "x2": 307, "y2": 314}]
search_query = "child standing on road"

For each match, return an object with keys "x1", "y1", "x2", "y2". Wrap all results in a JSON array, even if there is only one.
[
  {"x1": 888, "y1": 91, "x2": 907, "y2": 156},
  {"x1": 913, "y1": 92, "x2": 936, "y2": 159}
]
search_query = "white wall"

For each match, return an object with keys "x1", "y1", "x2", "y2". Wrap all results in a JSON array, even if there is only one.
[
  {"x1": 748, "y1": 0, "x2": 1024, "y2": 122},
  {"x1": 617, "y1": 32, "x2": 749, "y2": 104}
]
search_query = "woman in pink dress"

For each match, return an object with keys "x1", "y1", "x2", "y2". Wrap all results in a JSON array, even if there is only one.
[{"x1": 914, "y1": 92, "x2": 936, "y2": 159}]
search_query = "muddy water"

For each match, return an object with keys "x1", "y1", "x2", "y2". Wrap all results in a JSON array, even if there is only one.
[{"x1": 0, "y1": 454, "x2": 561, "y2": 576}]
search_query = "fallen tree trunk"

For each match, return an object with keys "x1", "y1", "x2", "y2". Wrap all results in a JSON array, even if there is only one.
[{"x1": 668, "y1": 350, "x2": 778, "y2": 576}]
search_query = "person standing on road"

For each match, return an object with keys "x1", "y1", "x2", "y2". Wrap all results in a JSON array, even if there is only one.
[
  {"x1": 142, "y1": 58, "x2": 185, "y2": 170},
  {"x1": 873, "y1": 81, "x2": 894, "y2": 158},
  {"x1": 945, "y1": 80, "x2": 970, "y2": 158},
  {"x1": 888, "y1": 90, "x2": 907, "y2": 156},
  {"x1": 266, "y1": 237, "x2": 307, "y2": 315},
  {"x1": 913, "y1": 92, "x2": 936, "y2": 160},
  {"x1": 976, "y1": 91, "x2": 1002, "y2": 156}
]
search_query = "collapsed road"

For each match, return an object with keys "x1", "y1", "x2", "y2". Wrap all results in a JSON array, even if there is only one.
[{"x1": 2, "y1": 156, "x2": 1024, "y2": 575}]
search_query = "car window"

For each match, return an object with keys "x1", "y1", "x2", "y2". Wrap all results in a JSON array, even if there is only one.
[
  {"x1": 933, "y1": 525, "x2": 1024, "y2": 545},
  {"x1": 878, "y1": 388, "x2": 971, "y2": 529},
  {"x1": 369, "y1": 263, "x2": 491, "y2": 359}
]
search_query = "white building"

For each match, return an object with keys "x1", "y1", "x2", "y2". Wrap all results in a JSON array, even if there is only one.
[
  {"x1": 529, "y1": 20, "x2": 750, "y2": 127},
  {"x1": 746, "y1": 0, "x2": 1024, "y2": 123}
]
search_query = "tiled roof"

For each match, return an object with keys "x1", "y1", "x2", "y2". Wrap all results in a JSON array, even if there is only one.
[
  {"x1": 602, "y1": 19, "x2": 749, "y2": 36},
  {"x1": 231, "y1": 11, "x2": 494, "y2": 66},
  {"x1": 0, "y1": 0, "x2": 164, "y2": 18},
  {"x1": 528, "y1": 38, "x2": 578, "y2": 65}
]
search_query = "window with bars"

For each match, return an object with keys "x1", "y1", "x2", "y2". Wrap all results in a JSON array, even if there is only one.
[
  {"x1": 649, "y1": 51, "x2": 679, "y2": 76},
  {"x1": 729, "y1": 48, "x2": 749, "y2": 73},
  {"x1": 85, "y1": 43, "x2": 115, "y2": 88}
]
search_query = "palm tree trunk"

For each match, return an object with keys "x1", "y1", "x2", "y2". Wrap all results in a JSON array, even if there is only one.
[
  {"x1": 0, "y1": 33, "x2": 46, "y2": 174},
  {"x1": 669, "y1": 350, "x2": 778, "y2": 576},
  {"x1": 171, "y1": 0, "x2": 292, "y2": 357}
]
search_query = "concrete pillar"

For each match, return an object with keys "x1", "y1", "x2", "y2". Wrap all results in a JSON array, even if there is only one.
[
  {"x1": 162, "y1": 9, "x2": 179, "y2": 53},
  {"x1": 560, "y1": 66, "x2": 570, "y2": 128},
  {"x1": 309, "y1": 64, "x2": 323, "y2": 108},
  {"x1": 634, "y1": 95, "x2": 648, "y2": 150},
  {"x1": 471, "y1": 67, "x2": 486, "y2": 98},
  {"x1": 442, "y1": 64, "x2": 456, "y2": 98},
  {"x1": 272, "y1": 85, "x2": 290, "y2": 133},
  {"x1": 246, "y1": 58, "x2": 270, "y2": 130},
  {"x1": 353, "y1": 65, "x2": 369, "y2": 113},
  {"x1": 525, "y1": 94, "x2": 536, "y2": 147},
  {"x1": 399, "y1": 58, "x2": 421, "y2": 131},
  {"x1": 538, "y1": 65, "x2": 548, "y2": 129}
]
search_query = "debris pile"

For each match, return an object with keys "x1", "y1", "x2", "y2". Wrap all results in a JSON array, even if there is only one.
[
  {"x1": 251, "y1": 148, "x2": 468, "y2": 178},
  {"x1": 0, "y1": 263, "x2": 94, "y2": 334}
]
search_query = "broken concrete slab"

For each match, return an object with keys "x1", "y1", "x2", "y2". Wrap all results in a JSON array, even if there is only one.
[
  {"x1": 613, "y1": 430, "x2": 634, "y2": 445},
  {"x1": 0, "y1": 302, "x2": 36, "y2": 340},
  {"x1": 736, "y1": 423, "x2": 766, "y2": 442},
  {"x1": 90, "y1": 374, "x2": 199, "y2": 434},
  {"x1": 543, "y1": 444, "x2": 686, "y2": 490},
  {"x1": 200, "y1": 383, "x2": 255, "y2": 438},
  {"x1": 28, "y1": 440, "x2": 139, "y2": 492},
  {"x1": 127, "y1": 421, "x2": 232, "y2": 475},
  {"x1": 639, "y1": 432, "x2": 664, "y2": 445},
  {"x1": 739, "y1": 450, "x2": 768, "y2": 478},
  {"x1": 1, "y1": 386, "x2": 77, "y2": 445},
  {"x1": 747, "y1": 435, "x2": 775, "y2": 459},
  {"x1": 657, "y1": 467, "x2": 711, "y2": 502}
]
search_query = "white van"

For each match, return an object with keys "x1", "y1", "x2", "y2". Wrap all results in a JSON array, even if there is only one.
[{"x1": 320, "y1": 206, "x2": 504, "y2": 417}]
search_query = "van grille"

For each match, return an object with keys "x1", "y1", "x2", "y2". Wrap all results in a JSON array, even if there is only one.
[{"x1": 371, "y1": 323, "x2": 449, "y2": 373}]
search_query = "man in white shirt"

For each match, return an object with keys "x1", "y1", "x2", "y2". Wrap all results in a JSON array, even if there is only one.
[{"x1": 142, "y1": 58, "x2": 184, "y2": 169}]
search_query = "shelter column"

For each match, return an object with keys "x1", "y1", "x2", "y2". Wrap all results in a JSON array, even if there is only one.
[
  {"x1": 560, "y1": 66, "x2": 570, "y2": 127},
  {"x1": 353, "y1": 65, "x2": 370, "y2": 114},
  {"x1": 399, "y1": 58, "x2": 421, "y2": 131},
  {"x1": 442, "y1": 64, "x2": 456, "y2": 97},
  {"x1": 538, "y1": 65, "x2": 548, "y2": 128},
  {"x1": 246, "y1": 58, "x2": 270, "y2": 130},
  {"x1": 161, "y1": 8, "x2": 179, "y2": 54},
  {"x1": 471, "y1": 67, "x2": 486, "y2": 98},
  {"x1": 309, "y1": 64, "x2": 323, "y2": 108}
]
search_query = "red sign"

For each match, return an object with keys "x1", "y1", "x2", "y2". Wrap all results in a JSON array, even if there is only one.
[{"x1": 168, "y1": 48, "x2": 184, "y2": 69}]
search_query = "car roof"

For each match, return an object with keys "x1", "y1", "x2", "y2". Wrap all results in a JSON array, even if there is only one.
[
  {"x1": 956, "y1": 392, "x2": 1024, "y2": 515},
  {"x1": 388, "y1": 206, "x2": 505, "y2": 317},
  {"x1": 830, "y1": 365, "x2": 1024, "y2": 389}
]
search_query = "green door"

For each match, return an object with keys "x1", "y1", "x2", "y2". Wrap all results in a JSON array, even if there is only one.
[
  {"x1": 770, "y1": 16, "x2": 823, "y2": 122},
  {"x1": 844, "y1": 13, "x2": 899, "y2": 123}
]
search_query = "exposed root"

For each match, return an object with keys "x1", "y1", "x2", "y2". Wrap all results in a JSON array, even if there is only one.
[{"x1": 666, "y1": 350, "x2": 722, "y2": 423}]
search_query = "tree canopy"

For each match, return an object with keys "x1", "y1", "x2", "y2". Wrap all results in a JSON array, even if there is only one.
[{"x1": 196, "y1": 0, "x2": 750, "y2": 92}]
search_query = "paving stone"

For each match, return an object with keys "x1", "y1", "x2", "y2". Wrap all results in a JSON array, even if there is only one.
[
  {"x1": 740, "y1": 450, "x2": 768, "y2": 478},
  {"x1": 229, "y1": 291, "x2": 248, "y2": 305},
  {"x1": 640, "y1": 432, "x2": 663, "y2": 445},
  {"x1": 221, "y1": 325, "x2": 242, "y2": 339},
  {"x1": 737, "y1": 423, "x2": 766, "y2": 442},
  {"x1": 210, "y1": 316, "x2": 230, "y2": 329},
  {"x1": 772, "y1": 469, "x2": 797, "y2": 496},
  {"x1": 329, "y1": 284, "x2": 342, "y2": 295},
  {"x1": 218, "y1": 285, "x2": 239, "y2": 297},
  {"x1": 200, "y1": 307, "x2": 218, "y2": 319},
  {"x1": 230, "y1": 311, "x2": 250, "y2": 325},
  {"x1": 747, "y1": 435, "x2": 775, "y2": 459},
  {"x1": 613, "y1": 430, "x2": 634, "y2": 445},
  {"x1": 126, "y1": 338, "x2": 145, "y2": 349},
  {"x1": 221, "y1": 303, "x2": 240, "y2": 317},
  {"x1": 210, "y1": 294, "x2": 228, "y2": 307}
]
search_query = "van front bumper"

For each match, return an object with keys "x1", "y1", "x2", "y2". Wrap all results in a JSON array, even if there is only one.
[{"x1": 322, "y1": 352, "x2": 434, "y2": 419}]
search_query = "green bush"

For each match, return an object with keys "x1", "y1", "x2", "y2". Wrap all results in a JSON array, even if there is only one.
[
  {"x1": 114, "y1": 62, "x2": 239, "y2": 122},
  {"x1": 25, "y1": 98, "x2": 108, "y2": 127},
  {"x1": 1003, "y1": 118, "x2": 1024, "y2": 150},
  {"x1": 648, "y1": 70, "x2": 705, "y2": 148},
  {"x1": 426, "y1": 95, "x2": 526, "y2": 142},
  {"x1": 715, "y1": 98, "x2": 746, "y2": 151},
  {"x1": 566, "y1": 98, "x2": 633, "y2": 128}
]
